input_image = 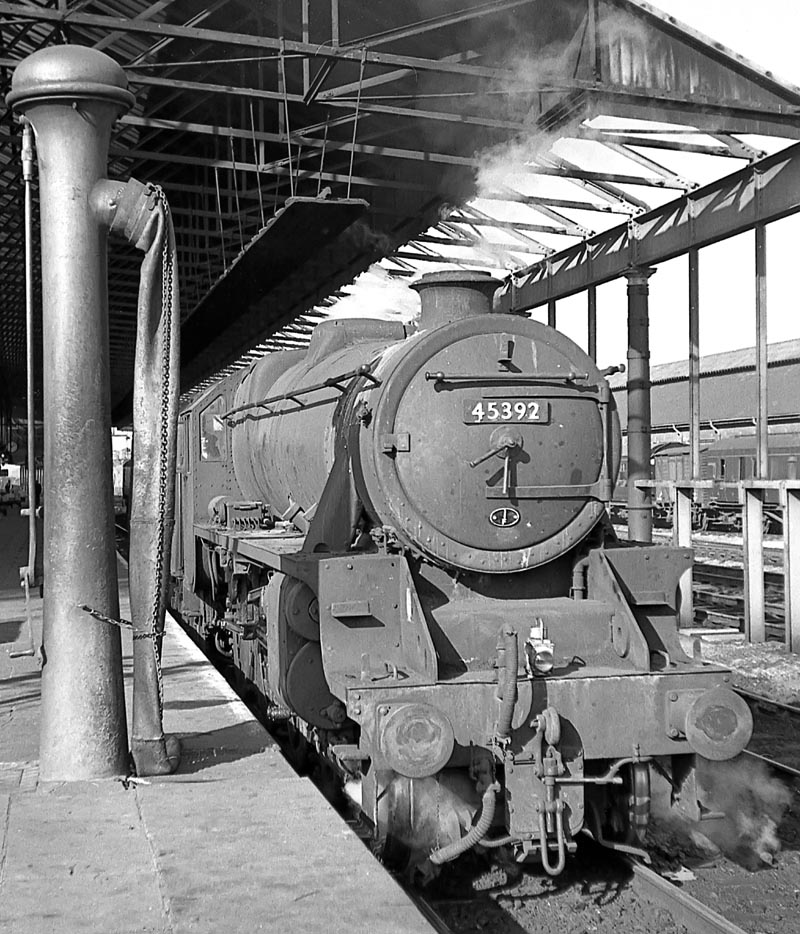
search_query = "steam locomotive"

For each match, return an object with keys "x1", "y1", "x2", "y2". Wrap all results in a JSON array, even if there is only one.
[{"x1": 168, "y1": 271, "x2": 753, "y2": 877}]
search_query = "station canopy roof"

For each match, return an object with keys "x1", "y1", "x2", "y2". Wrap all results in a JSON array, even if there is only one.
[{"x1": 1, "y1": 0, "x2": 800, "y2": 417}]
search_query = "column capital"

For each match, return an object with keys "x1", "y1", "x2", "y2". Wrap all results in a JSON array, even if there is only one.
[{"x1": 624, "y1": 266, "x2": 657, "y2": 287}]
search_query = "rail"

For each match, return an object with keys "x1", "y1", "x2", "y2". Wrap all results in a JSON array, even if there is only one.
[
  {"x1": 624, "y1": 857, "x2": 749, "y2": 934},
  {"x1": 736, "y1": 687, "x2": 800, "y2": 780},
  {"x1": 636, "y1": 479, "x2": 800, "y2": 652}
]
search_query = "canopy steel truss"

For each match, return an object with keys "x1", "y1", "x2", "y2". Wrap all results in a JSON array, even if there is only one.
[{"x1": 1, "y1": 0, "x2": 800, "y2": 414}]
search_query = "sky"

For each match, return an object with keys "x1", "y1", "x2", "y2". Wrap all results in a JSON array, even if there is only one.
[
  {"x1": 333, "y1": 1, "x2": 800, "y2": 371},
  {"x1": 583, "y1": 0, "x2": 800, "y2": 368}
]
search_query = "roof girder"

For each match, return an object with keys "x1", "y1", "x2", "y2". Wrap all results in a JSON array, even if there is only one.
[{"x1": 502, "y1": 140, "x2": 800, "y2": 311}]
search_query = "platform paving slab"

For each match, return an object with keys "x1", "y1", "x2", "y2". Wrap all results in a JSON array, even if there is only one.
[{"x1": 0, "y1": 517, "x2": 434, "y2": 934}]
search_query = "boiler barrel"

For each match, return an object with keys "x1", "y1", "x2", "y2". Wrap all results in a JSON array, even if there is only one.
[{"x1": 230, "y1": 319, "x2": 406, "y2": 516}]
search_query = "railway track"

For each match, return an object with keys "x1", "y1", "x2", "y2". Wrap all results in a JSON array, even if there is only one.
[
  {"x1": 738, "y1": 688, "x2": 800, "y2": 779},
  {"x1": 614, "y1": 527, "x2": 790, "y2": 632},
  {"x1": 694, "y1": 563, "x2": 784, "y2": 588},
  {"x1": 614, "y1": 526, "x2": 786, "y2": 570},
  {"x1": 417, "y1": 841, "x2": 742, "y2": 934},
  {"x1": 692, "y1": 541, "x2": 784, "y2": 572},
  {"x1": 624, "y1": 858, "x2": 750, "y2": 934},
  {"x1": 693, "y1": 563, "x2": 785, "y2": 633}
]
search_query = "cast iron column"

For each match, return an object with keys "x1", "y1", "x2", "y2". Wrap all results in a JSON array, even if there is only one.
[
  {"x1": 625, "y1": 266, "x2": 656, "y2": 544},
  {"x1": 8, "y1": 47, "x2": 134, "y2": 780}
]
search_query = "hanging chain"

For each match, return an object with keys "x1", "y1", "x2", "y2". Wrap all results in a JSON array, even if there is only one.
[
  {"x1": 213, "y1": 166, "x2": 228, "y2": 273},
  {"x1": 249, "y1": 99, "x2": 266, "y2": 228},
  {"x1": 77, "y1": 603, "x2": 159, "y2": 642},
  {"x1": 317, "y1": 116, "x2": 329, "y2": 196},
  {"x1": 347, "y1": 48, "x2": 367, "y2": 198},
  {"x1": 152, "y1": 184, "x2": 175, "y2": 711},
  {"x1": 228, "y1": 134, "x2": 245, "y2": 249},
  {"x1": 279, "y1": 40, "x2": 295, "y2": 198}
]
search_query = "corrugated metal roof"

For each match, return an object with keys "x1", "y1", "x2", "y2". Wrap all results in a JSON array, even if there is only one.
[{"x1": 610, "y1": 339, "x2": 800, "y2": 389}]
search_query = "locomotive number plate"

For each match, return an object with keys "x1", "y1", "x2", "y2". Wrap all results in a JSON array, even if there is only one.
[{"x1": 463, "y1": 399, "x2": 550, "y2": 424}]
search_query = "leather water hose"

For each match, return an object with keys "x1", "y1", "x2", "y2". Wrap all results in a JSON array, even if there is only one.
[{"x1": 104, "y1": 178, "x2": 181, "y2": 775}]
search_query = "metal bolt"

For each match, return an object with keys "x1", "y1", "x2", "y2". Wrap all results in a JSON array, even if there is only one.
[
  {"x1": 723, "y1": 676, "x2": 730, "y2": 682},
  {"x1": 378, "y1": 705, "x2": 390, "y2": 716},
  {"x1": 669, "y1": 692, "x2": 678, "y2": 702},
  {"x1": 352, "y1": 705, "x2": 362, "y2": 716},
  {"x1": 346, "y1": 563, "x2": 353, "y2": 570},
  {"x1": 668, "y1": 727, "x2": 679, "y2": 738},
  {"x1": 352, "y1": 693, "x2": 361, "y2": 701}
]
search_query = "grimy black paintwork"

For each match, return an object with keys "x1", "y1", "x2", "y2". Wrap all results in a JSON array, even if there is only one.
[{"x1": 169, "y1": 271, "x2": 752, "y2": 875}]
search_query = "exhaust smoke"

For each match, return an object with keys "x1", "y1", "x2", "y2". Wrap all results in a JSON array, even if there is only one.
[
  {"x1": 695, "y1": 756, "x2": 792, "y2": 868},
  {"x1": 649, "y1": 756, "x2": 792, "y2": 871}
]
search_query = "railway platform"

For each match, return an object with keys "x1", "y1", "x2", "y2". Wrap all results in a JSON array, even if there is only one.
[{"x1": 0, "y1": 515, "x2": 434, "y2": 934}]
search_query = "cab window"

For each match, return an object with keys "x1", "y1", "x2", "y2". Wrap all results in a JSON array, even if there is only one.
[
  {"x1": 176, "y1": 415, "x2": 188, "y2": 471},
  {"x1": 199, "y1": 396, "x2": 227, "y2": 462}
]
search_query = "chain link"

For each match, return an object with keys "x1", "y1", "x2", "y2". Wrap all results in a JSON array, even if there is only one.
[
  {"x1": 78, "y1": 603, "x2": 132, "y2": 630},
  {"x1": 141, "y1": 184, "x2": 176, "y2": 716},
  {"x1": 78, "y1": 603, "x2": 158, "y2": 641},
  {"x1": 156, "y1": 185, "x2": 174, "y2": 710}
]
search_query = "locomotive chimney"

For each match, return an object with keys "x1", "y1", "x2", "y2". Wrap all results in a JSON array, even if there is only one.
[
  {"x1": 7, "y1": 46, "x2": 134, "y2": 780},
  {"x1": 411, "y1": 270, "x2": 500, "y2": 329}
]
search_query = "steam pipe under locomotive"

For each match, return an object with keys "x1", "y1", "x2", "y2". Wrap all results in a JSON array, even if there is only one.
[{"x1": 169, "y1": 271, "x2": 752, "y2": 877}]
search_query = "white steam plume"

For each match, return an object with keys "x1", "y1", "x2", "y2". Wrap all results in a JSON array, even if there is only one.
[{"x1": 472, "y1": 8, "x2": 663, "y2": 199}]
